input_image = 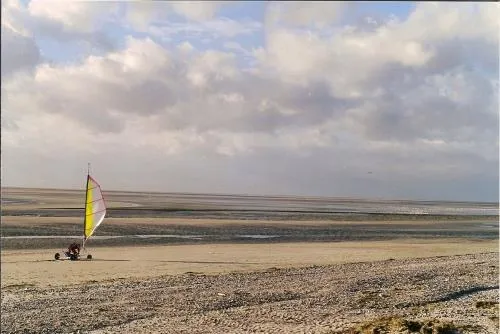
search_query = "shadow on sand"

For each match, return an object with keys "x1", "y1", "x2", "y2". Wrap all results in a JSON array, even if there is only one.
[
  {"x1": 86, "y1": 259, "x2": 131, "y2": 262},
  {"x1": 2, "y1": 260, "x2": 55, "y2": 264},
  {"x1": 3, "y1": 258, "x2": 264, "y2": 265},
  {"x1": 2, "y1": 259, "x2": 131, "y2": 263},
  {"x1": 152, "y1": 260, "x2": 263, "y2": 265}
]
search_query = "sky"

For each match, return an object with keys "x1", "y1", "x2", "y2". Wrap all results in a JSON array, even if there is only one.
[{"x1": 1, "y1": 1, "x2": 499, "y2": 202}]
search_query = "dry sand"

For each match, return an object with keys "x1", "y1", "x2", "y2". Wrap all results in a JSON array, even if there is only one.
[
  {"x1": 2, "y1": 237, "x2": 499, "y2": 334},
  {"x1": 1, "y1": 239, "x2": 497, "y2": 288},
  {"x1": 1, "y1": 249, "x2": 498, "y2": 334}
]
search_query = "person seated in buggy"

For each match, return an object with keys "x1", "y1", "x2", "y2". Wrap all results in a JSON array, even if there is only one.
[
  {"x1": 54, "y1": 241, "x2": 90, "y2": 261},
  {"x1": 66, "y1": 242, "x2": 81, "y2": 258}
]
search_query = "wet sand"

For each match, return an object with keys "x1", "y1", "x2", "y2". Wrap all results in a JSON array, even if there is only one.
[{"x1": 2, "y1": 215, "x2": 498, "y2": 250}]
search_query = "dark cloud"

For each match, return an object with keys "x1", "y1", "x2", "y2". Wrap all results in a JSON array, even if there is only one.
[
  {"x1": 424, "y1": 38, "x2": 499, "y2": 75},
  {"x1": 31, "y1": 17, "x2": 119, "y2": 53},
  {"x1": 1, "y1": 26, "x2": 41, "y2": 77}
]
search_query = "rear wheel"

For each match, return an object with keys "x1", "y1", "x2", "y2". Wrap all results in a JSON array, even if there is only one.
[
  {"x1": 54, "y1": 253, "x2": 60, "y2": 260},
  {"x1": 87, "y1": 254, "x2": 92, "y2": 260},
  {"x1": 69, "y1": 253, "x2": 78, "y2": 261}
]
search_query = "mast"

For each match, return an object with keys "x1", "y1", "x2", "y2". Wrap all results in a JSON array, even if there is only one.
[{"x1": 83, "y1": 163, "x2": 91, "y2": 249}]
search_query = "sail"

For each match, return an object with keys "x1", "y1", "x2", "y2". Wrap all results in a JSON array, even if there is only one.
[{"x1": 83, "y1": 175, "x2": 106, "y2": 241}]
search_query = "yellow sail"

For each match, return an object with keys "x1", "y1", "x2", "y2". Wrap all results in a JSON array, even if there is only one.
[{"x1": 83, "y1": 175, "x2": 106, "y2": 241}]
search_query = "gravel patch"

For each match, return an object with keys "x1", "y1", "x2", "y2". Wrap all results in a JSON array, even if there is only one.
[{"x1": 2, "y1": 252, "x2": 498, "y2": 334}]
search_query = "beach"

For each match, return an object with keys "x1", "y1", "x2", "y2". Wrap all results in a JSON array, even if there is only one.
[
  {"x1": 3, "y1": 1, "x2": 499, "y2": 332},
  {"x1": 1, "y1": 188, "x2": 499, "y2": 333},
  {"x1": 2, "y1": 249, "x2": 498, "y2": 334}
]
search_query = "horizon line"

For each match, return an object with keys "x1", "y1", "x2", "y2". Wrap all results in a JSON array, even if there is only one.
[{"x1": 1, "y1": 186, "x2": 498, "y2": 205}]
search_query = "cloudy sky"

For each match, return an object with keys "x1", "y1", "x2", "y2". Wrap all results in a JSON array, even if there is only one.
[{"x1": 2, "y1": 1, "x2": 499, "y2": 202}]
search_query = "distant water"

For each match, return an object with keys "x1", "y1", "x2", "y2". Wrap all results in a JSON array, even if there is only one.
[
  {"x1": 138, "y1": 196, "x2": 499, "y2": 216},
  {"x1": 2, "y1": 193, "x2": 499, "y2": 216},
  {"x1": 323, "y1": 202, "x2": 500, "y2": 216},
  {"x1": 126, "y1": 193, "x2": 500, "y2": 216}
]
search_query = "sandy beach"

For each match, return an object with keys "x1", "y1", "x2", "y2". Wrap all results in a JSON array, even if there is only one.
[
  {"x1": 1, "y1": 249, "x2": 498, "y2": 333},
  {"x1": 2, "y1": 239, "x2": 497, "y2": 288},
  {"x1": 3, "y1": 1, "x2": 500, "y2": 332},
  {"x1": 1, "y1": 188, "x2": 499, "y2": 333},
  {"x1": 2, "y1": 237, "x2": 498, "y2": 334}
]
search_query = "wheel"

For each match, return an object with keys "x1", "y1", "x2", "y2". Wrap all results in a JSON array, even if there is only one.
[
  {"x1": 54, "y1": 253, "x2": 60, "y2": 260},
  {"x1": 87, "y1": 254, "x2": 92, "y2": 260},
  {"x1": 70, "y1": 253, "x2": 78, "y2": 261}
]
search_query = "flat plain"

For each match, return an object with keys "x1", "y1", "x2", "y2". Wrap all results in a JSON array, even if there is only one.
[{"x1": 1, "y1": 187, "x2": 498, "y2": 333}]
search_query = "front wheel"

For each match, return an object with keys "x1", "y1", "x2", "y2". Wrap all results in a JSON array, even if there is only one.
[{"x1": 87, "y1": 254, "x2": 92, "y2": 260}]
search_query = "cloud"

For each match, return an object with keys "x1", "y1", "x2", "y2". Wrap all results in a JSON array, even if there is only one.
[
  {"x1": 1, "y1": 25, "x2": 41, "y2": 77},
  {"x1": 1, "y1": 0, "x2": 41, "y2": 77},
  {"x1": 2, "y1": 0, "x2": 30, "y2": 35},
  {"x1": 21, "y1": 0, "x2": 120, "y2": 54},
  {"x1": 170, "y1": 1, "x2": 223, "y2": 22},
  {"x1": 260, "y1": 2, "x2": 498, "y2": 86},
  {"x1": 146, "y1": 18, "x2": 262, "y2": 41},
  {"x1": 124, "y1": 1, "x2": 170, "y2": 30},
  {"x1": 266, "y1": 1, "x2": 346, "y2": 28},
  {"x1": 223, "y1": 41, "x2": 248, "y2": 54},
  {"x1": 1, "y1": 2, "x2": 498, "y2": 201},
  {"x1": 124, "y1": 1, "x2": 233, "y2": 31},
  {"x1": 3, "y1": 37, "x2": 176, "y2": 133},
  {"x1": 28, "y1": 0, "x2": 119, "y2": 33},
  {"x1": 122, "y1": 2, "x2": 259, "y2": 40}
]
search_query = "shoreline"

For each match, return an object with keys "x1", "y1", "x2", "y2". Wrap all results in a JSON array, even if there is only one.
[{"x1": 2, "y1": 235, "x2": 498, "y2": 250}]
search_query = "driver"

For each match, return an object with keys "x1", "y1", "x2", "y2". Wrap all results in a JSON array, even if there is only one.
[{"x1": 68, "y1": 242, "x2": 81, "y2": 256}]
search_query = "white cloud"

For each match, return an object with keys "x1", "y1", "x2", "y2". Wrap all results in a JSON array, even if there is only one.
[
  {"x1": 1, "y1": 2, "x2": 498, "y2": 201},
  {"x1": 124, "y1": 1, "x2": 233, "y2": 32},
  {"x1": 28, "y1": 0, "x2": 119, "y2": 33},
  {"x1": 218, "y1": 92, "x2": 245, "y2": 104},
  {"x1": 170, "y1": 1, "x2": 223, "y2": 22},
  {"x1": 125, "y1": 1, "x2": 170, "y2": 30},
  {"x1": 402, "y1": 2, "x2": 499, "y2": 43},
  {"x1": 177, "y1": 41, "x2": 195, "y2": 53},
  {"x1": 146, "y1": 18, "x2": 262, "y2": 40},
  {"x1": 259, "y1": 2, "x2": 498, "y2": 101},
  {"x1": 2, "y1": 0, "x2": 31, "y2": 36},
  {"x1": 186, "y1": 50, "x2": 238, "y2": 87},
  {"x1": 271, "y1": 1, "x2": 346, "y2": 28},
  {"x1": 4, "y1": 0, "x2": 120, "y2": 55}
]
